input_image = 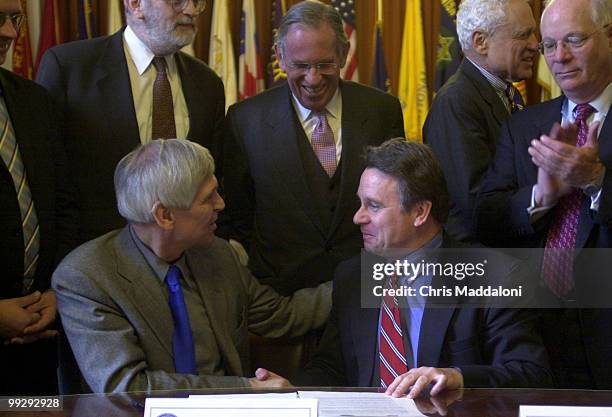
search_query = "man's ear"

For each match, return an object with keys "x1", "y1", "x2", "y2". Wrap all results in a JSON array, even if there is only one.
[
  {"x1": 274, "y1": 44, "x2": 287, "y2": 71},
  {"x1": 471, "y1": 30, "x2": 489, "y2": 55},
  {"x1": 125, "y1": 0, "x2": 145, "y2": 19},
  {"x1": 412, "y1": 200, "x2": 433, "y2": 227},
  {"x1": 152, "y1": 202, "x2": 174, "y2": 230}
]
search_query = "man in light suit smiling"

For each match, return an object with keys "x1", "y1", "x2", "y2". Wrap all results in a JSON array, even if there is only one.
[{"x1": 52, "y1": 139, "x2": 330, "y2": 393}]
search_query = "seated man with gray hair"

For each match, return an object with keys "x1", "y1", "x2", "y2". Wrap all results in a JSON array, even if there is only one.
[{"x1": 52, "y1": 139, "x2": 331, "y2": 393}]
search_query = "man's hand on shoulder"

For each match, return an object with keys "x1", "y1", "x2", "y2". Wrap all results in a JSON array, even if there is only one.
[
  {"x1": 248, "y1": 368, "x2": 293, "y2": 389},
  {"x1": 385, "y1": 367, "x2": 464, "y2": 399},
  {"x1": 0, "y1": 292, "x2": 42, "y2": 340}
]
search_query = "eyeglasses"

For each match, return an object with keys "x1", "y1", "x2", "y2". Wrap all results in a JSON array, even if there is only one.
[
  {"x1": 285, "y1": 62, "x2": 339, "y2": 74},
  {"x1": 538, "y1": 25, "x2": 608, "y2": 55},
  {"x1": 0, "y1": 12, "x2": 26, "y2": 33},
  {"x1": 165, "y1": 0, "x2": 207, "y2": 14}
]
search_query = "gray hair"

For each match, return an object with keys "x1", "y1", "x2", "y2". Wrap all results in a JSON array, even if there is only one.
[
  {"x1": 276, "y1": 0, "x2": 348, "y2": 61},
  {"x1": 543, "y1": 0, "x2": 611, "y2": 28},
  {"x1": 457, "y1": 0, "x2": 512, "y2": 51},
  {"x1": 114, "y1": 139, "x2": 215, "y2": 224}
]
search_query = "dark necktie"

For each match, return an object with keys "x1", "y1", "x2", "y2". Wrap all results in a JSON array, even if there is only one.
[
  {"x1": 505, "y1": 83, "x2": 525, "y2": 114},
  {"x1": 165, "y1": 265, "x2": 197, "y2": 374},
  {"x1": 379, "y1": 275, "x2": 408, "y2": 388},
  {"x1": 541, "y1": 103, "x2": 596, "y2": 297},
  {"x1": 152, "y1": 57, "x2": 176, "y2": 139},
  {"x1": 311, "y1": 110, "x2": 337, "y2": 177}
]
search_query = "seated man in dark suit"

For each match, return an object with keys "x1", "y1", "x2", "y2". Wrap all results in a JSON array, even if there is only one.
[
  {"x1": 296, "y1": 139, "x2": 551, "y2": 397},
  {"x1": 52, "y1": 139, "x2": 331, "y2": 393}
]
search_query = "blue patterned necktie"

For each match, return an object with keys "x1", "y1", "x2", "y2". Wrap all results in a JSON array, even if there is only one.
[
  {"x1": 505, "y1": 83, "x2": 525, "y2": 114},
  {"x1": 165, "y1": 265, "x2": 197, "y2": 374}
]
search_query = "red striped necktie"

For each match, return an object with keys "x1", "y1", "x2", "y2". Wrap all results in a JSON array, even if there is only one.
[{"x1": 379, "y1": 275, "x2": 408, "y2": 387}]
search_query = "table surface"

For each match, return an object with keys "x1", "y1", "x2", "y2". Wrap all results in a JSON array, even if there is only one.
[{"x1": 1, "y1": 387, "x2": 612, "y2": 417}]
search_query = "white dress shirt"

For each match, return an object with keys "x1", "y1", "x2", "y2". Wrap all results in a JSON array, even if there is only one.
[{"x1": 291, "y1": 88, "x2": 343, "y2": 164}]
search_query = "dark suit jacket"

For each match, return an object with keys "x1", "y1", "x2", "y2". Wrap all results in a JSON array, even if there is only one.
[
  {"x1": 222, "y1": 81, "x2": 404, "y2": 294},
  {"x1": 475, "y1": 96, "x2": 612, "y2": 388},
  {"x1": 0, "y1": 68, "x2": 77, "y2": 394},
  {"x1": 296, "y1": 236, "x2": 552, "y2": 388},
  {"x1": 36, "y1": 29, "x2": 225, "y2": 244},
  {"x1": 424, "y1": 59, "x2": 511, "y2": 242}
]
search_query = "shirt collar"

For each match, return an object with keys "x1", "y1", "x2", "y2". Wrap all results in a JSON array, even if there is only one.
[
  {"x1": 291, "y1": 87, "x2": 342, "y2": 123},
  {"x1": 129, "y1": 224, "x2": 188, "y2": 285},
  {"x1": 124, "y1": 25, "x2": 176, "y2": 77},
  {"x1": 565, "y1": 81, "x2": 612, "y2": 120},
  {"x1": 467, "y1": 57, "x2": 509, "y2": 95}
]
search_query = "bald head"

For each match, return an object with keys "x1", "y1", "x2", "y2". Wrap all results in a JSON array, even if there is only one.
[{"x1": 541, "y1": 0, "x2": 612, "y2": 103}]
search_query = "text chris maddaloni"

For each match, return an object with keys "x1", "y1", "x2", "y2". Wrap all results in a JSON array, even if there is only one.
[{"x1": 369, "y1": 259, "x2": 523, "y2": 298}]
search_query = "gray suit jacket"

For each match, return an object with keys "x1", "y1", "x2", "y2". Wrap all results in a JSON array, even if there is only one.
[{"x1": 52, "y1": 227, "x2": 330, "y2": 393}]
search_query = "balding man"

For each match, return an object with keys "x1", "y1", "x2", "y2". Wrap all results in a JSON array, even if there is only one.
[{"x1": 476, "y1": 0, "x2": 612, "y2": 389}]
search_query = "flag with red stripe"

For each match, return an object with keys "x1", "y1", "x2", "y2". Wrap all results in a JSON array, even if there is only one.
[
  {"x1": 12, "y1": 0, "x2": 34, "y2": 80},
  {"x1": 239, "y1": 0, "x2": 264, "y2": 100},
  {"x1": 332, "y1": 0, "x2": 358, "y2": 82}
]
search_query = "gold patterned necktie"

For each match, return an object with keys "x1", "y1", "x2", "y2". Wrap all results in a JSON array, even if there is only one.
[{"x1": 0, "y1": 98, "x2": 39, "y2": 291}]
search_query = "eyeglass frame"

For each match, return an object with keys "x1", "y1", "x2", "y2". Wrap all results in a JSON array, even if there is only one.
[
  {"x1": 166, "y1": 0, "x2": 207, "y2": 14},
  {"x1": 538, "y1": 24, "x2": 610, "y2": 56},
  {"x1": 0, "y1": 12, "x2": 26, "y2": 33},
  {"x1": 284, "y1": 61, "x2": 340, "y2": 75}
]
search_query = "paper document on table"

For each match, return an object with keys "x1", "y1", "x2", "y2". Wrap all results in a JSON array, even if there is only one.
[
  {"x1": 144, "y1": 397, "x2": 317, "y2": 417},
  {"x1": 297, "y1": 391, "x2": 425, "y2": 417},
  {"x1": 189, "y1": 392, "x2": 298, "y2": 399},
  {"x1": 519, "y1": 405, "x2": 612, "y2": 417}
]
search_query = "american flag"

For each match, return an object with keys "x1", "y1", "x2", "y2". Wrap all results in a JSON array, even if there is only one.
[
  {"x1": 239, "y1": 0, "x2": 265, "y2": 100},
  {"x1": 332, "y1": 0, "x2": 359, "y2": 82}
]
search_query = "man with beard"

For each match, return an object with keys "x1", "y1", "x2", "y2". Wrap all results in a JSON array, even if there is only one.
[{"x1": 36, "y1": 0, "x2": 225, "y2": 245}]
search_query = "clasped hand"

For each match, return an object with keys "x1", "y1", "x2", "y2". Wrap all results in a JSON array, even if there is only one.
[
  {"x1": 0, "y1": 290, "x2": 58, "y2": 345},
  {"x1": 529, "y1": 121, "x2": 603, "y2": 206}
]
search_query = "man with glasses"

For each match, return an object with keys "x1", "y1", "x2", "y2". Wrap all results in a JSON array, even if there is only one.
[
  {"x1": 476, "y1": 0, "x2": 612, "y2": 388},
  {"x1": 424, "y1": 0, "x2": 539, "y2": 243},
  {"x1": 0, "y1": 0, "x2": 76, "y2": 394},
  {"x1": 222, "y1": 0, "x2": 404, "y2": 297},
  {"x1": 36, "y1": 0, "x2": 225, "y2": 245}
]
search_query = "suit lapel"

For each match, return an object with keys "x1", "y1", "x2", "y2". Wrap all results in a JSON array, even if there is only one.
[
  {"x1": 95, "y1": 30, "x2": 139, "y2": 149},
  {"x1": 462, "y1": 60, "x2": 509, "y2": 126},
  {"x1": 328, "y1": 82, "x2": 368, "y2": 239},
  {"x1": 186, "y1": 246, "x2": 245, "y2": 376},
  {"x1": 0, "y1": 72, "x2": 44, "y2": 200},
  {"x1": 176, "y1": 53, "x2": 211, "y2": 140},
  {"x1": 264, "y1": 86, "x2": 326, "y2": 234},
  {"x1": 114, "y1": 228, "x2": 174, "y2": 358},
  {"x1": 577, "y1": 106, "x2": 611, "y2": 249},
  {"x1": 352, "y1": 304, "x2": 379, "y2": 386},
  {"x1": 417, "y1": 238, "x2": 458, "y2": 367}
]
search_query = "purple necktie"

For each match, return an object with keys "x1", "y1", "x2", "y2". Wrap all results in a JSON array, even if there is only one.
[
  {"x1": 541, "y1": 103, "x2": 595, "y2": 297},
  {"x1": 311, "y1": 111, "x2": 337, "y2": 177}
]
